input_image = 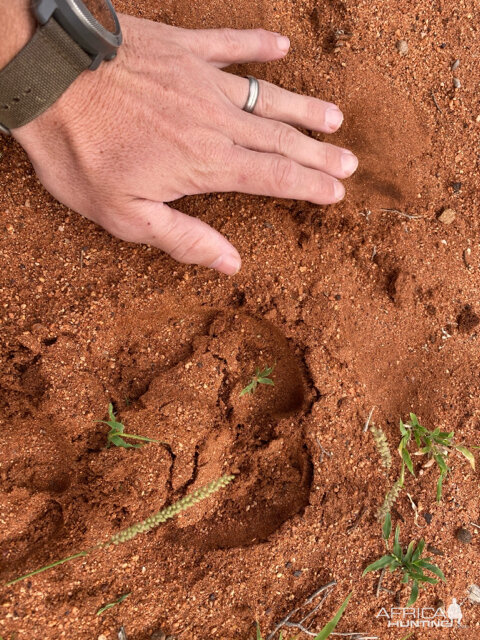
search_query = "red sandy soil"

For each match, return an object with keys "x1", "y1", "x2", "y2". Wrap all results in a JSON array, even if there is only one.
[{"x1": 1, "y1": 0, "x2": 480, "y2": 639}]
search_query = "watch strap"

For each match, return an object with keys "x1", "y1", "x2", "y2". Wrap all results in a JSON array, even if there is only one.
[{"x1": 0, "y1": 18, "x2": 92, "y2": 134}]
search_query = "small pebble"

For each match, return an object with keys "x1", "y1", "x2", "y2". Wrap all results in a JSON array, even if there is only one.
[
  {"x1": 285, "y1": 561, "x2": 292, "y2": 569},
  {"x1": 453, "y1": 77, "x2": 461, "y2": 89},
  {"x1": 452, "y1": 182, "x2": 462, "y2": 193},
  {"x1": 396, "y1": 39, "x2": 408, "y2": 55},
  {"x1": 451, "y1": 59, "x2": 460, "y2": 71},
  {"x1": 438, "y1": 208, "x2": 456, "y2": 224},
  {"x1": 293, "y1": 570, "x2": 302, "y2": 577},
  {"x1": 456, "y1": 527, "x2": 472, "y2": 544},
  {"x1": 468, "y1": 585, "x2": 480, "y2": 604},
  {"x1": 423, "y1": 512, "x2": 433, "y2": 525},
  {"x1": 208, "y1": 593, "x2": 217, "y2": 602}
]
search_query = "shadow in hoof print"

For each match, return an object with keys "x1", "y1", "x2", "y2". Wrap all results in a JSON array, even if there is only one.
[
  {"x1": 121, "y1": 309, "x2": 314, "y2": 550},
  {"x1": 0, "y1": 303, "x2": 314, "y2": 576}
]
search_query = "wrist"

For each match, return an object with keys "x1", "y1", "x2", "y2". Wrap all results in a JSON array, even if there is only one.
[{"x1": 0, "y1": 0, "x2": 36, "y2": 69}]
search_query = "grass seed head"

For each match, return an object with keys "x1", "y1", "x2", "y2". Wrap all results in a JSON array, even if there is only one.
[{"x1": 370, "y1": 424, "x2": 392, "y2": 469}]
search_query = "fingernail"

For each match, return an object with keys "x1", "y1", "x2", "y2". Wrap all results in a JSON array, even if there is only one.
[
  {"x1": 333, "y1": 180, "x2": 345, "y2": 201},
  {"x1": 276, "y1": 35, "x2": 290, "y2": 53},
  {"x1": 209, "y1": 254, "x2": 241, "y2": 275},
  {"x1": 325, "y1": 107, "x2": 344, "y2": 131},
  {"x1": 341, "y1": 152, "x2": 358, "y2": 176}
]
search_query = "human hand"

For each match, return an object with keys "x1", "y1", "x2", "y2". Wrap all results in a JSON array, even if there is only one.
[{"x1": 13, "y1": 14, "x2": 358, "y2": 275}]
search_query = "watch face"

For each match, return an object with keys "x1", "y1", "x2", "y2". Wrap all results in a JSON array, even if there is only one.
[{"x1": 79, "y1": 0, "x2": 117, "y2": 34}]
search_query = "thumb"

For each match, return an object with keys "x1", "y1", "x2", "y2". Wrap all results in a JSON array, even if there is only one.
[{"x1": 109, "y1": 200, "x2": 241, "y2": 275}]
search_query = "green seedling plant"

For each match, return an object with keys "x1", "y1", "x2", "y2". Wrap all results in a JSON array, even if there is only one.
[
  {"x1": 255, "y1": 592, "x2": 352, "y2": 640},
  {"x1": 98, "y1": 403, "x2": 162, "y2": 448},
  {"x1": 363, "y1": 519, "x2": 445, "y2": 605},
  {"x1": 96, "y1": 592, "x2": 130, "y2": 616},
  {"x1": 240, "y1": 365, "x2": 275, "y2": 397},
  {"x1": 6, "y1": 474, "x2": 234, "y2": 586},
  {"x1": 399, "y1": 413, "x2": 476, "y2": 501}
]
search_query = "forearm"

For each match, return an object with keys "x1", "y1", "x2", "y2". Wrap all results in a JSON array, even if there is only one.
[{"x1": 0, "y1": 0, "x2": 36, "y2": 69}]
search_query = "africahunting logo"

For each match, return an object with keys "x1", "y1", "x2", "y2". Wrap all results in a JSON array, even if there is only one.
[{"x1": 376, "y1": 598, "x2": 464, "y2": 629}]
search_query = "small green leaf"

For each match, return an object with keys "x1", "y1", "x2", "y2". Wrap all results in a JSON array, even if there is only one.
[
  {"x1": 382, "y1": 512, "x2": 392, "y2": 541},
  {"x1": 363, "y1": 555, "x2": 395, "y2": 576},
  {"x1": 404, "y1": 541, "x2": 415, "y2": 563},
  {"x1": 313, "y1": 592, "x2": 352, "y2": 640},
  {"x1": 393, "y1": 525, "x2": 402, "y2": 558},
  {"x1": 256, "y1": 623, "x2": 262, "y2": 640},
  {"x1": 99, "y1": 403, "x2": 163, "y2": 449},
  {"x1": 96, "y1": 592, "x2": 130, "y2": 616},
  {"x1": 455, "y1": 445, "x2": 476, "y2": 470},
  {"x1": 239, "y1": 381, "x2": 256, "y2": 397},
  {"x1": 415, "y1": 574, "x2": 438, "y2": 585},
  {"x1": 257, "y1": 377, "x2": 274, "y2": 386},
  {"x1": 436, "y1": 472, "x2": 445, "y2": 502},
  {"x1": 433, "y1": 453, "x2": 448, "y2": 474},
  {"x1": 109, "y1": 435, "x2": 135, "y2": 448},
  {"x1": 261, "y1": 366, "x2": 273, "y2": 376},
  {"x1": 437, "y1": 431, "x2": 454, "y2": 445},
  {"x1": 437, "y1": 431, "x2": 454, "y2": 441},
  {"x1": 413, "y1": 430, "x2": 423, "y2": 448},
  {"x1": 400, "y1": 440, "x2": 415, "y2": 475},
  {"x1": 407, "y1": 581, "x2": 419, "y2": 606},
  {"x1": 409, "y1": 413, "x2": 420, "y2": 427},
  {"x1": 240, "y1": 364, "x2": 274, "y2": 397},
  {"x1": 412, "y1": 539, "x2": 425, "y2": 562},
  {"x1": 416, "y1": 560, "x2": 445, "y2": 581}
]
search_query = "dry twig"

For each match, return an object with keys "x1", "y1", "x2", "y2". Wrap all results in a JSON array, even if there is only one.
[
  {"x1": 379, "y1": 208, "x2": 423, "y2": 220},
  {"x1": 363, "y1": 407, "x2": 375, "y2": 433},
  {"x1": 266, "y1": 582, "x2": 336, "y2": 640},
  {"x1": 375, "y1": 567, "x2": 394, "y2": 598},
  {"x1": 316, "y1": 437, "x2": 333, "y2": 464},
  {"x1": 266, "y1": 582, "x2": 377, "y2": 639},
  {"x1": 406, "y1": 493, "x2": 424, "y2": 528},
  {"x1": 431, "y1": 90, "x2": 443, "y2": 114}
]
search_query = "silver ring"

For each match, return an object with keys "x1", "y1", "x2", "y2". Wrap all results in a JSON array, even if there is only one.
[{"x1": 243, "y1": 76, "x2": 260, "y2": 113}]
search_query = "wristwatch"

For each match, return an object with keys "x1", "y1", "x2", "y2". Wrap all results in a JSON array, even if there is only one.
[{"x1": 0, "y1": 0, "x2": 122, "y2": 135}]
